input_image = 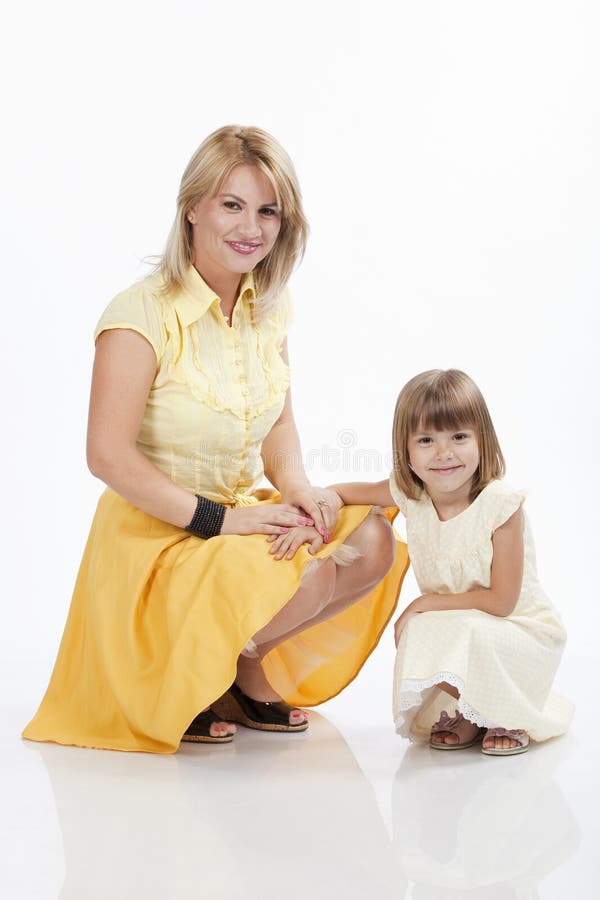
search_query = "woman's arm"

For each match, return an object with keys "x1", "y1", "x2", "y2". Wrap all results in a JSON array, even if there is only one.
[
  {"x1": 261, "y1": 339, "x2": 339, "y2": 538},
  {"x1": 88, "y1": 330, "x2": 310, "y2": 535},
  {"x1": 87, "y1": 329, "x2": 197, "y2": 527},
  {"x1": 260, "y1": 341, "x2": 310, "y2": 498},
  {"x1": 394, "y1": 508, "x2": 524, "y2": 644}
]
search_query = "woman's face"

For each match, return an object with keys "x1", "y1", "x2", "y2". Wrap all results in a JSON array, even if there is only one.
[{"x1": 187, "y1": 164, "x2": 282, "y2": 284}]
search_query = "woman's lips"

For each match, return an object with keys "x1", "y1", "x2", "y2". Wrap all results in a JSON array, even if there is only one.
[
  {"x1": 226, "y1": 241, "x2": 261, "y2": 255},
  {"x1": 430, "y1": 466, "x2": 462, "y2": 475}
]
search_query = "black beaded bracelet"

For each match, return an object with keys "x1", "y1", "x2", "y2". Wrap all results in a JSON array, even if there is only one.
[{"x1": 185, "y1": 495, "x2": 226, "y2": 539}]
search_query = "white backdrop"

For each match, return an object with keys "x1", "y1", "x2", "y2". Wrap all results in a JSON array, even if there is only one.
[{"x1": 2, "y1": 1, "x2": 598, "y2": 714}]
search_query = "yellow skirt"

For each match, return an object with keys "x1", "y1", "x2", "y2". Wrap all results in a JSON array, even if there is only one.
[{"x1": 23, "y1": 488, "x2": 409, "y2": 754}]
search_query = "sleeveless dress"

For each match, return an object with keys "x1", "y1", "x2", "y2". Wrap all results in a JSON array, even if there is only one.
[
  {"x1": 388, "y1": 477, "x2": 573, "y2": 742},
  {"x1": 22, "y1": 266, "x2": 409, "y2": 753}
]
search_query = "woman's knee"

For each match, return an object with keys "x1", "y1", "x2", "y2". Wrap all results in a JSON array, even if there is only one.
[{"x1": 349, "y1": 514, "x2": 396, "y2": 582}]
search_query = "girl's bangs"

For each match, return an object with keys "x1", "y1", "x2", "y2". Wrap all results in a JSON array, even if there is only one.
[{"x1": 411, "y1": 386, "x2": 477, "y2": 434}]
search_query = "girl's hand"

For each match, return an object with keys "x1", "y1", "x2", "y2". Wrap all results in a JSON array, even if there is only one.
[
  {"x1": 221, "y1": 504, "x2": 313, "y2": 537},
  {"x1": 394, "y1": 608, "x2": 416, "y2": 647},
  {"x1": 267, "y1": 525, "x2": 324, "y2": 560},
  {"x1": 393, "y1": 596, "x2": 432, "y2": 646},
  {"x1": 280, "y1": 485, "x2": 342, "y2": 542}
]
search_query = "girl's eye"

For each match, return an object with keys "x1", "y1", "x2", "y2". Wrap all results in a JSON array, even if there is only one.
[
  {"x1": 453, "y1": 433, "x2": 468, "y2": 441},
  {"x1": 417, "y1": 437, "x2": 432, "y2": 445}
]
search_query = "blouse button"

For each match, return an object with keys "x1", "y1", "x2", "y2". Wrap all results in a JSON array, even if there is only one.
[{"x1": 242, "y1": 388, "x2": 249, "y2": 397}]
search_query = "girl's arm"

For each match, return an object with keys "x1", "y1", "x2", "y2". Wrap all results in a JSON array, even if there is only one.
[
  {"x1": 394, "y1": 508, "x2": 524, "y2": 644},
  {"x1": 88, "y1": 330, "x2": 309, "y2": 536},
  {"x1": 328, "y1": 480, "x2": 396, "y2": 507}
]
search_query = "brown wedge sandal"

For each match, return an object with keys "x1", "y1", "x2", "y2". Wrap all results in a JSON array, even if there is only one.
[
  {"x1": 181, "y1": 709, "x2": 235, "y2": 744},
  {"x1": 212, "y1": 682, "x2": 309, "y2": 733}
]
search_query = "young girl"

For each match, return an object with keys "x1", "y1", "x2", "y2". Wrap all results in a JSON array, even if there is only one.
[{"x1": 328, "y1": 369, "x2": 573, "y2": 755}]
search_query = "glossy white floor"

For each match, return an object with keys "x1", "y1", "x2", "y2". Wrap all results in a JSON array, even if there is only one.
[{"x1": 2, "y1": 652, "x2": 596, "y2": 900}]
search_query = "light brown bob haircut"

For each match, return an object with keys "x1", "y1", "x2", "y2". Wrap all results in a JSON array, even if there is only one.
[
  {"x1": 158, "y1": 125, "x2": 309, "y2": 317},
  {"x1": 392, "y1": 369, "x2": 505, "y2": 501}
]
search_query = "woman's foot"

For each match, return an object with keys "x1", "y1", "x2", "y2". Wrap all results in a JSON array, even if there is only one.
[
  {"x1": 430, "y1": 710, "x2": 485, "y2": 749},
  {"x1": 482, "y1": 727, "x2": 530, "y2": 756},
  {"x1": 230, "y1": 655, "x2": 308, "y2": 728},
  {"x1": 208, "y1": 717, "x2": 237, "y2": 739},
  {"x1": 181, "y1": 708, "x2": 237, "y2": 743}
]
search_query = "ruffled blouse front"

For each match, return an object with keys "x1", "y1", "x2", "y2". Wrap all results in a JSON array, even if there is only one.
[{"x1": 94, "y1": 265, "x2": 293, "y2": 504}]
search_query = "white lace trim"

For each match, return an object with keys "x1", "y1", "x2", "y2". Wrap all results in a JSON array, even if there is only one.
[{"x1": 394, "y1": 671, "x2": 500, "y2": 737}]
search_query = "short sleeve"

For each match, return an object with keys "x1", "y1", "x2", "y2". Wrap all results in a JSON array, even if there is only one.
[
  {"x1": 485, "y1": 481, "x2": 527, "y2": 532},
  {"x1": 93, "y1": 282, "x2": 167, "y2": 362},
  {"x1": 389, "y1": 471, "x2": 409, "y2": 516}
]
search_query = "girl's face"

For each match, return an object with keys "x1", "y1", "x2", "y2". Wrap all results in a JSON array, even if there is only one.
[
  {"x1": 408, "y1": 424, "x2": 480, "y2": 499},
  {"x1": 187, "y1": 163, "x2": 282, "y2": 284}
]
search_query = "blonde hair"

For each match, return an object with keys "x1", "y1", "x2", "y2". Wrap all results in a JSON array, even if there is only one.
[
  {"x1": 158, "y1": 125, "x2": 308, "y2": 316},
  {"x1": 392, "y1": 369, "x2": 505, "y2": 501}
]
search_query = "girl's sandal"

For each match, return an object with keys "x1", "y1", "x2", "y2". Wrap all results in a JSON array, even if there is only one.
[
  {"x1": 181, "y1": 709, "x2": 235, "y2": 744},
  {"x1": 212, "y1": 682, "x2": 309, "y2": 733},
  {"x1": 481, "y1": 727, "x2": 530, "y2": 756},
  {"x1": 430, "y1": 709, "x2": 486, "y2": 750}
]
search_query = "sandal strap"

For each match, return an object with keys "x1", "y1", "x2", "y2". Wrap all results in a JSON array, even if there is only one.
[
  {"x1": 484, "y1": 727, "x2": 529, "y2": 747},
  {"x1": 431, "y1": 709, "x2": 466, "y2": 734},
  {"x1": 230, "y1": 682, "x2": 302, "y2": 727},
  {"x1": 184, "y1": 708, "x2": 227, "y2": 738}
]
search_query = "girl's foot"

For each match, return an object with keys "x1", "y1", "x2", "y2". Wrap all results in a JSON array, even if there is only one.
[
  {"x1": 430, "y1": 710, "x2": 485, "y2": 749},
  {"x1": 234, "y1": 655, "x2": 308, "y2": 727},
  {"x1": 482, "y1": 727, "x2": 530, "y2": 756}
]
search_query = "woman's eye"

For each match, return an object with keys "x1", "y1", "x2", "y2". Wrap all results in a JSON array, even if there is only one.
[
  {"x1": 223, "y1": 201, "x2": 241, "y2": 210},
  {"x1": 259, "y1": 207, "x2": 278, "y2": 217}
]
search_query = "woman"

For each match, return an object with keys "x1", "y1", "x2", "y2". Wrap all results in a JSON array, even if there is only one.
[{"x1": 23, "y1": 125, "x2": 409, "y2": 753}]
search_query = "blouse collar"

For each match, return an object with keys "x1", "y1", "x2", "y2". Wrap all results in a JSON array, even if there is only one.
[{"x1": 174, "y1": 265, "x2": 256, "y2": 327}]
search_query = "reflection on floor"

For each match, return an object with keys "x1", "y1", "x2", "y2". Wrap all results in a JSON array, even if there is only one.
[{"x1": 1, "y1": 703, "x2": 592, "y2": 899}]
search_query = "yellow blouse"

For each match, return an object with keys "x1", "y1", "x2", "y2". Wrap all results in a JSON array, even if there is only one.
[{"x1": 94, "y1": 265, "x2": 293, "y2": 505}]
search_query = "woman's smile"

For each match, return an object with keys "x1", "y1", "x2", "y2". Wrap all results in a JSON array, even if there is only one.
[{"x1": 226, "y1": 240, "x2": 262, "y2": 255}]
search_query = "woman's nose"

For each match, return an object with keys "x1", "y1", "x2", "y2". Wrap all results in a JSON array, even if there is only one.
[{"x1": 239, "y1": 211, "x2": 261, "y2": 238}]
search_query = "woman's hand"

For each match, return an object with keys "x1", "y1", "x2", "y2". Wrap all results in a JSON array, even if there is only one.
[
  {"x1": 280, "y1": 485, "x2": 343, "y2": 542},
  {"x1": 221, "y1": 504, "x2": 313, "y2": 537},
  {"x1": 267, "y1": 525, "x2": 324, "y2": 560}
]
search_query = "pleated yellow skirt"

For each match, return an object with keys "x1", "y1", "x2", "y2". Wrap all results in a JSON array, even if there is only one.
[{"x1": 23, "y1": 489, "x2": 409, "y2": 753}]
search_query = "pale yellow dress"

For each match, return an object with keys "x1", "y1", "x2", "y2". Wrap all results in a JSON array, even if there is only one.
[
  {"x1": 23, "y1": 266, "x2": 408, "y2": 754},
  {"x1": 389, "y1": 477, "x2": 573, "y2": 742}
]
